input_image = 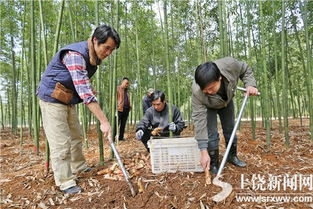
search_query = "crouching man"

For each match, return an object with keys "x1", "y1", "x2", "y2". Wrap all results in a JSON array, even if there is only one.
[{"x1": 136, "y1": 90, "x2": 185, "y2": 151}]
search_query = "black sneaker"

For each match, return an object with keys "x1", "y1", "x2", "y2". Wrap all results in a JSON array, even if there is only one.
[{"x1": 61, "y1": 186, "x2": 82, "y2": 194}]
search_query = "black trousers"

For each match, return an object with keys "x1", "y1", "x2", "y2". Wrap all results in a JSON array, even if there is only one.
[
  {"x1": 207, "y1": 100, "x2": 237, "y2": 151},
  {"x1": 117, "y1": 108, "x2": 129, "y2": 140},
  {"x1": 140, "y1": 130, "x2": 152, "y2": 152}
]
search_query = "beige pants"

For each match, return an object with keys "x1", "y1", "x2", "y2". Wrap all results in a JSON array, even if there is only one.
[{"x1": 39, "y1": 100, "x2": 87, "y2": 190}]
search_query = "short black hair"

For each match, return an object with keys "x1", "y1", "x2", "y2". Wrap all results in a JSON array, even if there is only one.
[
  {"x1": 195, "y1": 62, "x2": 221, "y2": 90},
  {"x1": 152, "y1": 90, "x2": 165, "y2": 102},
  {"x1": 122, "y1": 77, "x2": 129, "y2": 81},
  {"x1": 92, "y1": 24, "x2": 121, "y2": 48}
]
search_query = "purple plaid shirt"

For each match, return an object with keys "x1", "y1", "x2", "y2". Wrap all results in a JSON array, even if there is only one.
[{"x1": 62, "y1": 51, "x2": 97, "y2": 104}]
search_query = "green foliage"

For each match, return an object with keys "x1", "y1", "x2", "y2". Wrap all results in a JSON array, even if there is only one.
[{"x1": 0, "y1": 0, "x2": 312, "y2": 128}]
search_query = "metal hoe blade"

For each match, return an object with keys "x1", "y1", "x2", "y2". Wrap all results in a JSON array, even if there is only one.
[
  {"x1": 212, "y1": 92, "x2": 249, "y2": 202},
  {"x1": 212, "y1": 175, "x2": 233, "y2": 202},
  {"x1": 107, "y1": 135, "x2": 136, "y2": 197}
]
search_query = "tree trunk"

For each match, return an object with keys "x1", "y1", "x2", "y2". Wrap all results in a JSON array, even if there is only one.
[
  {"x1": 31, "y1": 0, "x2": 39, "y2": 155},
  {"x1": 10, "y1": 32, "x2": 18, "y2": 135},
  {"x1": 53, "y1": 0, "x2": 65, "y2": 55},
  {"x1": 163, "y1": 0, "x2": 173, "y2": 136},
  {"x1": 245, "y1": 1, "x2": 256, "y2": 140},
  {"x1": 218, "y1": 0, "x2": 225, "y2": 57},
  {"x1": 259, "y1": 0, "x2": 271, "y2": 145},
  {"x1": 281, "y1": 0, "x2": 289, "y2": 145},
  {"x1": 301, "y1": 1, "x2": 313, "y2": 139}
]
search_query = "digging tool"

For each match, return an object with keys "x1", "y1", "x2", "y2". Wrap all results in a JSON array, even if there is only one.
[
  {"x1": 107, "y1": 134, "x2": 136, "y2": 197},
  {"x1": 212, "y1": 87, "x2": 259, "y2": 202}
]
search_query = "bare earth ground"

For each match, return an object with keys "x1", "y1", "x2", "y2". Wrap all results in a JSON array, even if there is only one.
[{"x1": 1, "y1": 119, "x2": 312, "y2": 209}]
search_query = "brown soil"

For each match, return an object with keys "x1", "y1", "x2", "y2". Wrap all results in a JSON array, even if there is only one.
[{"x1": 1, "y1": 119, "x2": 312, "y2": 209}]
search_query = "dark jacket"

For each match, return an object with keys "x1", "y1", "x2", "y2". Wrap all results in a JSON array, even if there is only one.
[
  {"x1": 37, "y1": 41, "x2": 97, "y2": 104},
  {"x1": 142, "y1": 95, "x2": 152, "y2": 114},
  {"x1": 136, "y1": 103, "x2": 185, "y2": 136},
  {"x1": 192, "y1": 57, "x2": 256, "y2": 140}
]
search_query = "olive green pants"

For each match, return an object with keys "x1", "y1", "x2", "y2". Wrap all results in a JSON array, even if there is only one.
[{"x1": 39, "y1": 100, "x2": 87, "y2": 190}]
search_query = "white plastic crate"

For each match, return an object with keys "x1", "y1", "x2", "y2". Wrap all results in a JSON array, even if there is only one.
[{"x1": 147, "y1": 137, "x2": 203, "y2": 174}]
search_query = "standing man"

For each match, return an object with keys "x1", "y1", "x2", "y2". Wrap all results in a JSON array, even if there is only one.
[
  {"x1": 142, "y1": 88, "x2": 154, "y2": 114},
  {"x1": 117, "y1": 77, "x2": 131, "y2": 141},
  {"x1": 192, "y1": 57, "x2": 259, "y2": 174},
  {"x1": 37, "y1": 25, "x2": 120, "y2": 194},
  {"x1": 136, "y1": 90, "x2": 185, "y2": 151}
]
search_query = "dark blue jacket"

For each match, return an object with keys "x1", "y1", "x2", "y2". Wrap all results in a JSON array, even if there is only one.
[
  {"x1": 142, "y1": 95, "x2": 153, "y2": 114},
  {"x1": 37, "y1": 41, "x2": 97, "y2": 104}
]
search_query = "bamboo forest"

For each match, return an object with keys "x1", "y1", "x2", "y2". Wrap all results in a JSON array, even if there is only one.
[{"x1": 0, "y1": 0, "x2": 312, "y2": 208}]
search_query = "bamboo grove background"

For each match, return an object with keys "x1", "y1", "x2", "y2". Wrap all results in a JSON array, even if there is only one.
[{"x1": 0, "y1": 0, "x2": 312, "y2": 156}]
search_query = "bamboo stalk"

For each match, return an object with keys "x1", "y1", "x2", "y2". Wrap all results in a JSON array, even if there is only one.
[
  {"x1": 31, "y1": 0, "x2": 40, "y2": 155},
  {"x1": 281, "y1": 0, "x2": 289, "y2": 145},
  {"x1": 163, "y1": 0, "x2": 173, "y2": 136},
  {"x1": 259, "y1": 0, "x2": 271, "y2": 145},
  {"x1": 53, "y1": 0, "x2": 65, "y2": 55}
]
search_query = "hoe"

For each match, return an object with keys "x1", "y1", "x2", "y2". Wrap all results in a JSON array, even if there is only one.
[{"x1": 212, "y1": 87, "x2": 259, "y2": 202}]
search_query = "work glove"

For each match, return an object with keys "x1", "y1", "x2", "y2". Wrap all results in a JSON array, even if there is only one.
[
  {"x1": 136, "y1": 130, "x2": 144, "y2": 140},
  {"x1": 168, "y1": 122, "x2": 177, "y2": 132}
]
